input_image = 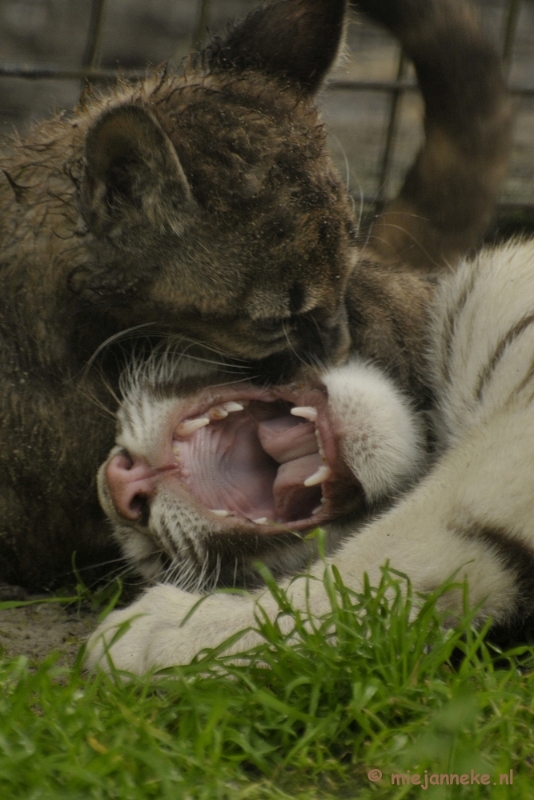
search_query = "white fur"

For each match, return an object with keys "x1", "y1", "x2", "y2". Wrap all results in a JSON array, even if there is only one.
[
  {"x1": 322, "y1": 360, "x2": 426, "y2": 500},
  {"x1": 87, "y1": 241, "x2": 534, "y2": 674}
]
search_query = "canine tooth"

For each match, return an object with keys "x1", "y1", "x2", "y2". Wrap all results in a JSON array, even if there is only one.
[
  {"x1": 252, "y1": 517, "x2": 268, "y2": 524},
  {"x1": 211, "y1": 509, "x2": 229, "y2": 517},
  {"x1": 291, "y1": 406, "x2": 318, "y2": 422},
  {"x1": 312, "y1": 506, "x2": 323, "y2": 515},
  {"x1": 175, "y1": 417, "x2": 210, "y2": 436},
  {"x1": 172, "y1": 441, "x2": 181, "y2": 458},
  {"x1": 223, "y1": 401, "x2": 245, "y2": 413},
  {"x1": 315, "y1": 429, "x2": 326, "y2": 459},
  {"x1": 210, "y1": 405, "x2": 229, "y2": 420},
  {"x1": 304, "y1": 465, "x2": 332, "y2": 487}
]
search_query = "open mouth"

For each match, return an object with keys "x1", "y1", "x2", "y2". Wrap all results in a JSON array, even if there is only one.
[
  {"x1": 158, "y1": 382, "x2": 364, "y2": 533},
  {"x1": 106, "y1": 381, "x2": 364, "y2": 536}
]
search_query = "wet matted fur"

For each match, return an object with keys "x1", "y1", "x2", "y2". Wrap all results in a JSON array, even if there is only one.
[{"x1": 0, "y1": 0, "x2": 509, "y2": 589}]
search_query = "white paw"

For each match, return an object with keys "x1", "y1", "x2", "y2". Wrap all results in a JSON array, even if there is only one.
[
  {"x1": 322, "y1": 359, "x2": 426, "y2": 500},
  {"x1": 85, "y1": 584, "x2": 263, "y2": 674}
]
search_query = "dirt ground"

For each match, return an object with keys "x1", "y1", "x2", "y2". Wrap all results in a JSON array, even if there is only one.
[{"x1": 0, "y1": 600, "x2": 98, "y2": 666}]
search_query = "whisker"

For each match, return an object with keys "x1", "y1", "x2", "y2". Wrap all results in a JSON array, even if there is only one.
[
  {"x1": 329, "y1": 133, "x2": 351, "y2": 192},
  {"x1": 366, "y1": 223, "x2": 441, "y2": 272},
  {"x1": 282, "y1": 321, "x2": 308, "y2": 369},
  {"x1": 71, "y1": 556, "x2": 128, "y2": 574},
  {"x1": 351, "y1": 178, "x2": 365, "y2": 236},
  {"x1": 82, "y1": 322, "x2": 161, "y2": 378}
]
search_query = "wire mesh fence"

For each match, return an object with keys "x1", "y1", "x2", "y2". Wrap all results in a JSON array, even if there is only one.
[{"x1": 1, "y1": 0, "x2": 532, "y2": 223}]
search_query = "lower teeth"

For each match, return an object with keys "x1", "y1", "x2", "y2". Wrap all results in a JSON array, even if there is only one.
[{"x1": 304, "y1": 465, "x2": 332, "y2": 487}]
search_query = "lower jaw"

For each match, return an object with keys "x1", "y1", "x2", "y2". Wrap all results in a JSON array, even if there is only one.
[{"x1": 154, "y1": 513, "x2": 356, "y2": 592}]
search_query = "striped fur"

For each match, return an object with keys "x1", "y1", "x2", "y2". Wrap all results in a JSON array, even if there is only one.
[{"x1": 88, "y1": 240, "x2": 534, "y2": 673}]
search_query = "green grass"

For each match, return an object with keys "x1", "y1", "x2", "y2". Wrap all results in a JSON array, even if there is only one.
[{"x1": 0, "y1": 567, "x2": 533, "y2": 799}]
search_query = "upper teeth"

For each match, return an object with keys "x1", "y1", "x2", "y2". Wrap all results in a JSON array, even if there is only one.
[
  {"x1": 176, "y1": 402, "x2": 246, "y2": 434},
  {"x1": 175, "y1": 417, "x2": 210, "y2": 437},
  {"x1": 210, "y1": 405, "x2": 229, "y2": 420},
  {"x1": 209, "y1": 401, "x2": 246, "y2": 420},
  {"x1": 291, "y1": 406, "x2": 318, "y2": 422},
  {"x1": 224, "y1": 401, "x2": 245, "y2": 413}
]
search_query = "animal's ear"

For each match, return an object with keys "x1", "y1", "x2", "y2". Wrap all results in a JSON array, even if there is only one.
[
  {"x1": 81, "y1": 103, "x2": 192, "y2": 234},
  {"x1": 208, "y1": 0, "x2": 347, "y2": 94}
]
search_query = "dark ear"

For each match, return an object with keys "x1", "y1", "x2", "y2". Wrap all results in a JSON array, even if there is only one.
[
  {"x1": 207, "y1": 0, "x2": 347, "y2": 94},
  {"x1": 81, "y1": 103, "x2": 192, "y2": 234}
]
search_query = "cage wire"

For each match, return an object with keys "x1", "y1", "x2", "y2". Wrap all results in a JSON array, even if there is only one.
[{"x1": 0, "y1": 0, "x2": 532, "y2": 231}]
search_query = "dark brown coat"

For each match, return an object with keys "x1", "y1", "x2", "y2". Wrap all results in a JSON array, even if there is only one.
[{"x1": 0, "y1": 0, "x2": 510, "y2": 588}]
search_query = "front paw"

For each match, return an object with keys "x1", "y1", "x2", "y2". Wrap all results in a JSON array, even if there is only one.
[
  {"x1": 322, "y1": 359, "x2": 426, "y2": 500},
  {"x1": 85, "y1": 584, "x2": 262, "y2": 674},
  {"x1": 86, "y1": 590, "x2": 162, "y2": 674}
]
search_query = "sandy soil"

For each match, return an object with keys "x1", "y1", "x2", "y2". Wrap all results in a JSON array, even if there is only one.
[{"x1": 0, "y1": 601, "x2": 98, "y2": 666}]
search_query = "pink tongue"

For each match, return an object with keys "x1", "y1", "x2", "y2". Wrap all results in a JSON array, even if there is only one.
[
  {"x1": 258, "y1": 414, "x2": 323, "y2": 521},
  {"x1": 258, "y1": 416, "x2": 318, "y2": 463},
  {"x1": 273, "y1": 453, "x2": 323, "y2": 519}
]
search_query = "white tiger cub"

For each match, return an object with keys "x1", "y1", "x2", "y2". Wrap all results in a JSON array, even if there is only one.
[{"x1": 87, "y1": 239, "x2": 534, "y2": 674}]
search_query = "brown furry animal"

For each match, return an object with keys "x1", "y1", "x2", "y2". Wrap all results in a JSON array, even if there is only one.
[{"x1": 0, "y1": 0, "x2": 510, "y2": 590}]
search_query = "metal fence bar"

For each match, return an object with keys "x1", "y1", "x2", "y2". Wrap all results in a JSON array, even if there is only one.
[
  {"x1": 501, "y1": 0, "x2": 522, "y2": 71},
  {"x1": 329, "y1": 80, "x2": 534, "y2": 98},
  {"x1": 357, "y1": 193, "x2": 534, "y2": 213},
  {"x1": 192, "y1": 0, "x2": 212, "y2": 51},
  {"x1": 0, "y1": 0, "x2": 530, "y2": 214},
  {"x1": 81, "y1": 0, "x2": 108, "y2": 71},
  {"x1": 3, "y1": 65, "x2": 534, "y2": 99},
  {"x1": 358, "y1": 194, "x2": 534, "y2": 212},
  {"x1": 0, "y1": 64, "x2": 143, "y2": 81},
  {"x1": 376, "y1": 51, "x2": 408, "y2": 205}
]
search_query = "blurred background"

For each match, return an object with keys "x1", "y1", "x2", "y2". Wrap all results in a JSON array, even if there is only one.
[{"x1": 0, "y1": 0, "x2": 532, "y2": 233}]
